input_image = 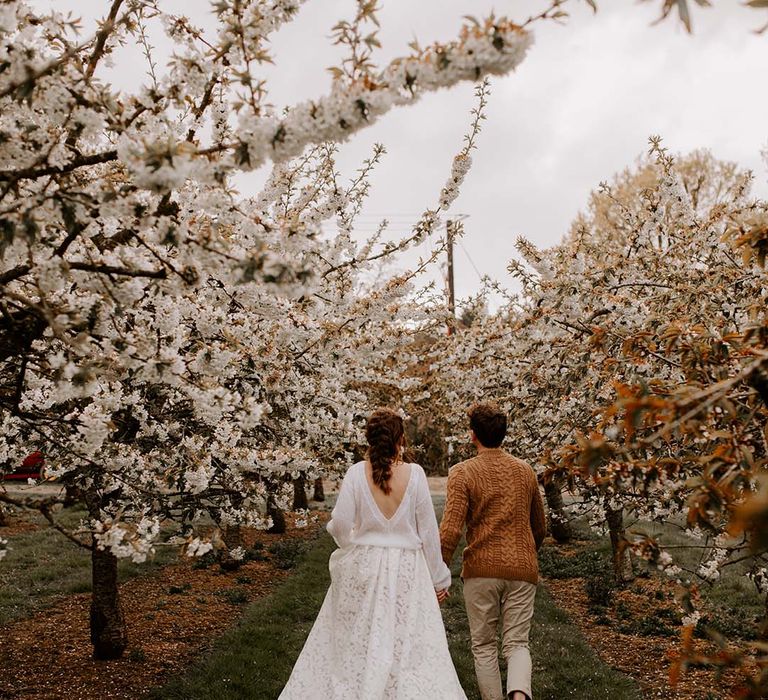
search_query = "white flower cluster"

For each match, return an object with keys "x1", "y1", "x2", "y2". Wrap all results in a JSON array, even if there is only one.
[
  {"x1": 93, "y1": 517, "x2": 161, "y2": 564},
  {"x1": 681, "y1": 610, "x2": 701, "y2": 628},
  {"x1": 748, "y1": 567, "x2": 768, "y2": 595},
  {"x1": 697, "y1": 548, "x2": 727, "y2": 582},
  {"x1": 184, "y1": 461, "x2": 215, "y2": 495},
  {"x1": 235, "y1": 23, "x2": 532, "y2": 170},
  {"x1": 439, "y1": 154, "x2": 472, "y2": 210},
  {"x1": 216, "y1": 0, "x2": 308, "y2": 56},
  {"x1": 186, "y1": 537, "x2": 214, "y2": 558},
  {"x1": 229, "y1": 546, "x2": 246, "y2": 561},
  {"x1": 0, "y1": 3, "x2": 19, "y2": 34},
  {"x1": 656, "y1": 551, "x2": 682, "y2": 579},
  {"x1": 116, "y1": 127, "x2": 200, "y2": 193}
]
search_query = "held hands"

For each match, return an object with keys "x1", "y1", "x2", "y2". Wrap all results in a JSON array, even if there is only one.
[{"x1": 435, "y1": 588, "x2": 450, "y2": 605}]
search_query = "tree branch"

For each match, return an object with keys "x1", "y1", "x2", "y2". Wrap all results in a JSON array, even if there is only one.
[
  {"x1": 68, "y1": 262, "x2": 167, "y2": 279},
  {"x1": 0, "y1": 264, "x2": 31, "y2": 286},
  {"x1": 0, "y1": 150, "x2": 118, "y2": 183},
  {"x1": 85, "y1": 0, "x2": 126, "y2": 82}
]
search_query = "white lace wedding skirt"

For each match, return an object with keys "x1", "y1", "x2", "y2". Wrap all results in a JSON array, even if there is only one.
[{"x1": 279, "y1": 544, "x2": 467, "y2": 699}]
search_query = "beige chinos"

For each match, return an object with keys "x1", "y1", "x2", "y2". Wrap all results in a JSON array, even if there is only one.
[{"x1": 463, "y1": 577, "x2": 537, "y2": 700}]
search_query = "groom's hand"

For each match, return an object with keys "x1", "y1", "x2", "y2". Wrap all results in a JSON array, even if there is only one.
[{"x1": 436, "y1": 588, "x2": 450, "y2": 605}]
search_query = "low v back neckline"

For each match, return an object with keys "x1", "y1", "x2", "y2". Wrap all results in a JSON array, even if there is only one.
[{"x1": 362, "y1": 462, "x2": 414, "y2": 524}]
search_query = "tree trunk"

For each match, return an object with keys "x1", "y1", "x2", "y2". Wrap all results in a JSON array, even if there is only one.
[
  {"x1": 604, "y1": 499, "x2": 634, "y2": 584},
  {"x1": 219, "y1": 524, "x2": 243, "y2": 572},
  {"x1": 292, "y1": 475, "x2": 308, "y2": 511},
  {"x1": 544, "y1": 476, "x2": 572, "y2": 544},
  {"x1": 90, "y1": 545, "x2": 127, "y2": 659},
  {"x1": 85, "y1": 486, "x2": 127, "y2": 660},
  {"x1": 62, "y1": 482, "x2": 81, "y2": 508},
  {"x1": 312, "y1": 477, "x2": 325, "y2": 502},
  {"x1": 267, "y1": 495, "x2": 286, "y2": 534}
]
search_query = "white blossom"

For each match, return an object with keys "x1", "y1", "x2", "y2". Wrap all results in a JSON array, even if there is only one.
[{"x1": 186, "y1": 538, "x2": 214, "y2": 558}]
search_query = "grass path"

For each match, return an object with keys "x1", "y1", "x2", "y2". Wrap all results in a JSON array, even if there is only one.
[{"x1": 155, "y1": 526, "x2": 641, "y2": 699}]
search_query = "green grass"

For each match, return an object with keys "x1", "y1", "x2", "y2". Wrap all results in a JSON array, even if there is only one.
[
  {"x1": 443, "y1": 535, "x2": 641, "y2": 699},
  {"x1": 538, "y1": 541, "x2": 614, "y2": 580},
  {"x1": 629, "y1": 519, "x2": 765, "y2": 639},
  {"x1": 152, "y1": 530, "x2": 335, "y2": 700},
  {"x1": 0, "y1": 506, "x2": 177, "y2": 624},
  {"x1": 698, "y1": 576, "x2": 764, "y2": 640},
  {"x1": 154, "y1": 500, "x2": 641, "y2": 700},
  {"x1": 531, "y1": 586, "x2": 641, "y2": 699}
]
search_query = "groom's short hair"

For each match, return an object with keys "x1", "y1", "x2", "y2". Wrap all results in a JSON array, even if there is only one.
[{"x1": 468, "y1": 403, "x2": 507, "y2": 448}]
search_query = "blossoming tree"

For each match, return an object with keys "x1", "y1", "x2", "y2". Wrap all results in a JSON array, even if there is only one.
[
  {"x1": 0, "y1": 0, "x2": 541, "y2": 659},
  {"x1": 419, "y1": 141, "x2": 768, "y2": 694}
]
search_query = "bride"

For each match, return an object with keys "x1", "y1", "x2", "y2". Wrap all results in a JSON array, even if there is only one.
[{"x1": 280, "y1": 408, "x2": 467, "y2": 699}]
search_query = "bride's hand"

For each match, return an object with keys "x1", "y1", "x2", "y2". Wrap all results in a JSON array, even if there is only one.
[{"x1": 435, "y1": 588, "x2": 450, "y2": 605}]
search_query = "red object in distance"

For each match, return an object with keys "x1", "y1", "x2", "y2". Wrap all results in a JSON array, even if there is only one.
[
  {"x1": 22, "y1": 451, "x2": 44, "y2": 469},
  {"x1": 3, "y1": 451, "x2": 44, "y2": 480}
]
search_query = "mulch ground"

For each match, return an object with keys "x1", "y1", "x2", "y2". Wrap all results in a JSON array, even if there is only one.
[
  {"x1": 0, "y1": 515, "x2": 41, "y2": 537},
  {"x1": 0, "y1": 513, "x2": 329, "y2": 700},
  {"x1": 545, "y1": 574, "x2": 751, "y2": 700}
]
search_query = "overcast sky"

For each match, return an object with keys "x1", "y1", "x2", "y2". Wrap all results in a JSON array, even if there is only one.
[{"x1": 40, "y1": 1, "x2": 768, "y2": 304}]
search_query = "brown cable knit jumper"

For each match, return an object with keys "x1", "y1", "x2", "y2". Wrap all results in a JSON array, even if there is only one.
[{"x1": 439, "y1": 448, "x2": 547, "y2": 585}]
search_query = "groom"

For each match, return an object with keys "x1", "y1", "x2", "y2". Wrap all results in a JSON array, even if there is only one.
[{"x1": 440, "y1": 403, "x2": 546, "y2": 700}]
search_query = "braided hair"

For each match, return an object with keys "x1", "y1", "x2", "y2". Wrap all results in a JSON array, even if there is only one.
[{"x1": 365, "y1": 408, "x2": 404, "y2": 495}]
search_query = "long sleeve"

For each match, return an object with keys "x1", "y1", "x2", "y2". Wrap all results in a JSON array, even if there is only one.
[
  {"x1": 439, "y1": 465, "x2": 469, "y2": 568},
  {"x1": 530, "y1": 476, "x2": 547, "y2": 550},
  {"x1": 414, "y1": 468, "x2": 452, "y2": 591},
  {"x1": 326, "y1": 465, "x2": 357, "y2": 549}
]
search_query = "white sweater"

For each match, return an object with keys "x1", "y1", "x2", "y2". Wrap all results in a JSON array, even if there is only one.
[{"x1": 326, "y1": 461, "x2": 452, "y2": 591}]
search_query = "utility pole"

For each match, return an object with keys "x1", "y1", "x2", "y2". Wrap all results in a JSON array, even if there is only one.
[{"x1": 445, "y1": 215, "x2": 468, "y2": 335}]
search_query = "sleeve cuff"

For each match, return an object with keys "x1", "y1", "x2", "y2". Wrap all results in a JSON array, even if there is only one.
[{"x1": 433, "y1": 565, "x2": 452, "y2": 591}]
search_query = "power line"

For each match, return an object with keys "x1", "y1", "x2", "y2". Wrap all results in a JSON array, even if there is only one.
[{"x1": 457, "y1": 239, "x2": 484, "y2": 282}]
